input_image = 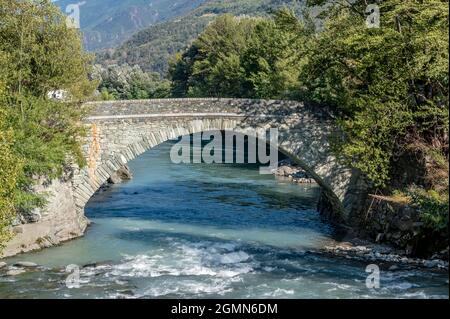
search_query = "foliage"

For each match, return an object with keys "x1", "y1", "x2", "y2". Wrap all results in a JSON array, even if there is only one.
[
  {"x1": 0, "y1": 0, "x2": 95, "y2": 250},
  {"x1": 93, "y1": 64, "x2": 170, "y2": 100},
  {"x1": 169, "y1": 10, "x2": 306, "y2": 99},
  {"x1": 298, "y1": 0, "x2": 449, "y2": 187},
  {"x1": 405, "y1": 187, "x2": 449, "y2": 232},
  {"x1": 0, "y1": 0, "x2": 96, "y2": 100},
  {"x1": 0, "y1": 108, "x2": 22, "y2": 249}
]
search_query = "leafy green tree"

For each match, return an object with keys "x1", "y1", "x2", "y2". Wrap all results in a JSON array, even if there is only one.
[
  {"x1": 0, "y1": 89, "x2": 22, "y2": 249},
  {"x1": 242, "y1": 9, "x2": 306, "y2": 99},
  {"x1": 169, "y1": 10, "x2": 306, "y2": 98},
  {"x1": 94, "y1": 64, "x2": 171, "y2": 100},
  {"x1": 299, "y1": 0, "x2": 449, "y2": 188},
  {"x1": 187, "y1": 14, "x2": 256, "y2": 97},
  {"x1": 0, "y1": 0, "x2": 96, "y2": 249},
  {"x1": 0, "y1": 115, "x2": 21, "y2": 249},
  {"x1": 0, "y1": 0, "x2": 95, "y2": 100}
]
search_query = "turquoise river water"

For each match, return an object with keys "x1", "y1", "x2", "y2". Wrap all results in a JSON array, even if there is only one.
[{"x1": 0, "y1": 140, "x2": 448, "y2": 299}]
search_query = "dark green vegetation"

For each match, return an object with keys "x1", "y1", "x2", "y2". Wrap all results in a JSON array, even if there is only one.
[
  {"x1": 53, "y1": 0, "x2": 208, "y2": 51},
  {"x1": 97, "y1": 0, "x2": 307, "y2": 76},
  {"x1": 0, "y1": 0, "x2": 95, "y2": 249},
  {"x1": 93, "y1": 64, "x2": 170, "y2": 100},
  {"x1": 170, "y1": 0, "x2": 449, "y2": 237}
]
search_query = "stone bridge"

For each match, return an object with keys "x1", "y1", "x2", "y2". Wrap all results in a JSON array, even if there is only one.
[
  {"x1": 73, "y1": 98, "x2": 365, "y2": 222},
  {"x1": 3, "y1": 98, "x2": 368, "y2": 257}
]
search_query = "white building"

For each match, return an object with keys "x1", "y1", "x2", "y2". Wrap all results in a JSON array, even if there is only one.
[{"x1": 47, "y1": 90, "x2": 68, "y2": 101}]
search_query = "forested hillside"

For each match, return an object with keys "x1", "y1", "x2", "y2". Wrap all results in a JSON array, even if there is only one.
[
  {"x1": 97, "y1": 0, "x2": 307, "y2": 75},
  {"x1": 53, "y1": 0, "x2": 208, "y2": 50}
]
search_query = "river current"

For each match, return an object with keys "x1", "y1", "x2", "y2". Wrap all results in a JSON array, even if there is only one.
[{"x1": 0, "y1": 141, "x2": 448, "y2": 299}]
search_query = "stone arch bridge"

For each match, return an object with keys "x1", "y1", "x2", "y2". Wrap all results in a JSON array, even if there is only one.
[
  {"x1": 3, "y1": 98, "x2": 368, "y2": 257},
  {"x1": 74, "y1": 98, "x2": 365, "y2": 223}
]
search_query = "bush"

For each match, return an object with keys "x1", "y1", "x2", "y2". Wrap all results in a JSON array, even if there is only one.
[
  {"x1": 0, "y1": 111, "x2": 22, "y2": 249},
  {"x1": 407, "y1": 187, "x2": 449, "y2": 232}
]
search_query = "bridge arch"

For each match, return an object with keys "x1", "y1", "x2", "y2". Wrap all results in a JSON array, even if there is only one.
[{"x1": 73, "y1": 98, "x2": 366, "y2": 223}]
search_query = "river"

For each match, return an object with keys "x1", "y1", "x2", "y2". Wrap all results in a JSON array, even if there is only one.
[{"x1": 0, "y1": 140, "x2": 448, "y2": 299}]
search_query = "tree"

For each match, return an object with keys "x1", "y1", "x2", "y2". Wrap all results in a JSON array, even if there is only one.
[
  {"x1": 242, "y1": 9, "x2": 306, "y2": 99},
  {"x1": 0, "y1": 114, "x2": 22, "y2": 249},
  {"x1": 0, "y1": 0, "x2": 95, "y2": 100},
  {"x1": 299, "y1": 0, "x2": 449, "y2": 187},
  {"x1": 0, "y1": 83, "x2": 22, "y2": 249},
  {"x1": 174, "y1": 14, "x2": 257, "y2": 97},
  {"x1": 0, "y1": 0, "x2": 96, "y2": 249},
  {"x1": 169, "y1": 10, "x2": 306, "y2": 99},
  {"x1": 94, "y1": 64, "x2": 171, "y2": 100}
]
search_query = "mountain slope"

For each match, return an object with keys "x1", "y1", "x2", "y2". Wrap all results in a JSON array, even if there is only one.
[
  {"x1": 53, "y1": 0, "x2": 208, "y2": 50},
  {"x1": 97, "y1": 0, "x2": 306, "y2": 75}
]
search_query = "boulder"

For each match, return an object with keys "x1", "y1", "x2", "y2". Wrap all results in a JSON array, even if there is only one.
[
  {"x1": 21, "y1": 208, "x2": 42, "y2": 223},
  {"x1": 108, "y1": 165, "x2": 133, "y2": 184},
  {"x1": 273, "y1": 161, "x2": 316, "y2": 184},
  {"x1": 274, "y1": 165, "x2": 297, "y2": 177},
  {"x1": 6, "y1": 268, "x2": 26, "y2": 276}
]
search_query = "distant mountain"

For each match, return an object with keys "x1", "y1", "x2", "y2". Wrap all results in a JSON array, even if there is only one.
[
  {"x1": 53, "y1": 0, "x2": 208, "y2": 50},
  {"x1": 97, "y1": 0, "x2": 306, "y2": 75}
]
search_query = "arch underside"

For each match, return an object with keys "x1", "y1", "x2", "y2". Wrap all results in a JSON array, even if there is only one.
[{"x1": 72, "y1": 117, "x2": 354, "y2": 220}]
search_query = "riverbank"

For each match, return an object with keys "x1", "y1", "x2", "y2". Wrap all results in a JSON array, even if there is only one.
[
  {"x1": 0, "y1": 172, "x2": 89, "y2": 259},
  {"x1": 320, "y1": 239, "x2": 448, "y2": 271},
  {"x1": 0, "y1": 165, "x2": 133, "y2": 259},
  {"x1": 271, "y1": 159, "x2": 449, "y2": 269}
]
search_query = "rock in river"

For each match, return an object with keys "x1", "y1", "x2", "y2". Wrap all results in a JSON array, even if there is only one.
[
  {"x1": 13, "y1": 261, "x2": 38, "y2": 268},
  {"x1": 6, "y1": 268, "x2": 26, "y2": 276}
]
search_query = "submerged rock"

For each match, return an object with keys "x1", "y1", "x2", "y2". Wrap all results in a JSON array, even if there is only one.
[
  {"x1": 13, "y1": 261, "x2": 38, "y2": 268},
  {"x1": 6, "y1": 268, "x2": 26, "y2": 276},
  {"x1": 0, "y1": 262, "x2": 7, "y2": 269}
]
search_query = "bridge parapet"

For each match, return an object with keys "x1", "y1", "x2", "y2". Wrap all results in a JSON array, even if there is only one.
[{"x1": 84, "y1": 98, "x2": 330, "y2": 121}]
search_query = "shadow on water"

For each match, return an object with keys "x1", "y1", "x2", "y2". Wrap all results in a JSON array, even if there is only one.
[{"x1": 86, "y1": 184, "x2": 329, "y2": 233}]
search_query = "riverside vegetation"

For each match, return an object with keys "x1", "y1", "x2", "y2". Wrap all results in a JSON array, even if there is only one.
[
  {"x1": 0, "y1": 0, "x2": 448, "y2": 258},
  {"x1": 0, "y1": 0, "x2": 95, "y2": 249}
]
